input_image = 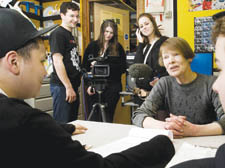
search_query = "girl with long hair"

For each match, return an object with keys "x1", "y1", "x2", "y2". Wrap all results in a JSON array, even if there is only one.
[{"x1": 82, "y1": 19, "x2": 126, "y2": 122}]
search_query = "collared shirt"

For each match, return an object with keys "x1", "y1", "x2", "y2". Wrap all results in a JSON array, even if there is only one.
[{"x1": 0, "y1": 88, "x2": 7, "y2": 96}]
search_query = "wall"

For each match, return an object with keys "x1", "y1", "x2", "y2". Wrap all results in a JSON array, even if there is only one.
[
  {"x1": 177, "y1": 1, "x2": 222, "y2": 49},
  {"x1": 177, "y1": 1, "x2": 224, "y2": 68},
  {"x1": 146, "y1": 0, "x2": 174, "y2": 37},
  {"x1": 93, "y1": 3, "x2": 130, "y2": 51},
  {"x1": 19, "y1": 0, "x2": 40, "y2": 27},
  {"x1": 137, "y1": 0, "x2": 174, "y2": 37}
]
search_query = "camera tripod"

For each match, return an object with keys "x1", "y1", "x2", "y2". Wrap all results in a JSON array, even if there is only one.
[
  {"x1": 87, "y1": 90, "x2": 107, "y2": 122},
  {"x1": 87, "y1": 80, "x2": 108, "y2": 122}
]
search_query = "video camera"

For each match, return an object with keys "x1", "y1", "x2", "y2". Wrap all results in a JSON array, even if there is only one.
[
  {"x1": 83, "y1": 56, "x2": 110, "y2": 92},
  {"x1": 88, "y1": 56, "x2": 110, "y2": 78}
]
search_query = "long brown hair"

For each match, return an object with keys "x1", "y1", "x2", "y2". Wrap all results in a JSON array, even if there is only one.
[
  {"x1": 97, "y1": 19, "x2": 118, "y2": 56},
  {"x1": 137, "y1": 13, "x2": 162, "y2": 44}
]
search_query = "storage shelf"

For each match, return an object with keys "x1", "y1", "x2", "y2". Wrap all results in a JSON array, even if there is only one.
[
  {"x1": 42, "y1": 15, "x2": 61, "y2": 21},
  {"x1": 24, "y1": 11, "x2": 60, "y2": 21},
  {"x1": 24, "y1": 11, "x2": 42, "y2": 20},
  {"x1": 35, "y1": 0, "x2": 60, "y2": 2}
]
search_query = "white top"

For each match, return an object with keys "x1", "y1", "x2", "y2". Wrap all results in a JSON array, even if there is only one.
[{"x1": 0, "y1": 88, "x2": 7, "y2": 96}]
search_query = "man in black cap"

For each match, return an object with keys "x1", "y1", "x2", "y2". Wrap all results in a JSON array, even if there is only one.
[
  {"x1": 171, "y1": 10, "x2": 225, "y2": 168},
  {"x1": 49, "y1": 2, "x2": 81, "y2": 123},
  {"x1": 0, "y1": 8, "x2": 175, "y2": 168}
]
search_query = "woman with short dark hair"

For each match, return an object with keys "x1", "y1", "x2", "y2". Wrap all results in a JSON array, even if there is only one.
[{"x1": 133, "y1": 37, "x2": 225, "y2": 138}]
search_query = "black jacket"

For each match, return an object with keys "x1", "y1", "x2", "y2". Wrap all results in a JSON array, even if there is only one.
[
  {"x1": 0, "y1": 93, "x2": 175, "y2": 168},
  {"x1": 134, "y1": 36, "x2": 168, "y2": 78}
]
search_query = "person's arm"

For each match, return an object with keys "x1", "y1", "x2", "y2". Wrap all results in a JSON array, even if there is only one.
[
  {"x1": 106, "y1": 135, "x2": 175, "y2": 168},
  {"x1": 187, "y1": 77, "x2": 225, "y2": 136},
  {"x1": 181, "y1": 120, "x2": 223, "y2": 137},
  {"x1": 132, "y1": 78, "x2": 166, "y2": 128},
  {"x1": 82, "y1": 42, "x2": 93, "y2": 72},
  {"x1": 82, "y1": 42, "x2": 98, "y2": 98},
  {"x1": 173, "y1": 76, "x2": 224, "y2": 137},
  {"x1": 142, "y1": 117, "x2": 166, "y2": 129},
  {"x1": 31, "y1": 108, "x2": 175, "y2": 168},
  {"x1": 59, "y1": 122, "x2": 87, "y2": 135},
  {"x1": 52, "y1": 53, "x2": 76, "y2": 103},
  {"x1": 164, "y1": 114, "x2": 223, "y2": 137},
  {"x1": 211, "y1": 80, "x2": 225, "y2": 134},
  {"x1": 59, "y1": 122, "x2": 75, "y2": 134},
  {"x1": 186, "y1": 85, "x2": 224, "y2": 136}
]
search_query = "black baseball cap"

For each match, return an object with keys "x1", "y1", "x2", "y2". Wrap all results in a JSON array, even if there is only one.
[
  {"x1": 0, "y1": 8, "x2": 58, "y2": 58},
  {"x1": 212, "y1": 10, "x2": 225, "y2": 21}
]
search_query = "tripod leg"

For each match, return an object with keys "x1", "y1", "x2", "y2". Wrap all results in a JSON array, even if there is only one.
[
  {"x1": 99, "y1": 104, "x2": 107, "y2": 122},
  {"x1": 87, "y1": 104, "x2": 97, "y2": 121}
]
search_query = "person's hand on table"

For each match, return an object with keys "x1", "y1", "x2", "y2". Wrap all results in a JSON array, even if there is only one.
[
  {"x1": 180, "y1": 120, "x2": 198, "y2": 137},
  {"x1": 164, "y1": 114, "x2": 186, "y2": 138},
  {"x1": 72, "y1": 123, "x2": 88, "y2": 135}
]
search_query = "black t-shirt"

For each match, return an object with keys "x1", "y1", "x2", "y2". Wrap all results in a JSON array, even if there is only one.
[{"x1": 49, "y1": 26, "x2": 81, "y2": 87}]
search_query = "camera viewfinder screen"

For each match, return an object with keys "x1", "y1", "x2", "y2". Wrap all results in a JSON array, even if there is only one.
[{"x1": 93, "y1": 65, "x2": 110, "y2": 77}]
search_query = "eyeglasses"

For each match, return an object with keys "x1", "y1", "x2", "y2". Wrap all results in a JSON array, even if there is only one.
[{"x1": 212, "y1": 11, "x2": 225, "y2": 21}]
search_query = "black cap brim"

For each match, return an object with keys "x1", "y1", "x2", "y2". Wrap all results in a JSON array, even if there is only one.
[
  {"x1": 0, "y1": 8, "x2": 59, "y2": 58},
  {"x1": 29, "y1": 24, "x2": 58, "y2": 41},
  {"x1": 213, "y1": 11, "x2": 225, "y2": 21}
]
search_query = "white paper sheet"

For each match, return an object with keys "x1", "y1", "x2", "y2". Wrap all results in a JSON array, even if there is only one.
[
  {"x1": 166, "y1": 142, "x2": 217, "y2": 167},
  {"x1": 89, "y1": 127, "x2": 173, "y2": 157}
]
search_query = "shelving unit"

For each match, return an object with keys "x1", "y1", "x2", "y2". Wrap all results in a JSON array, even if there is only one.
[
  {"x1": 24, "y1": 11, "x2": 60, "y2": 20},
  {"x1": 24, "y1": 11, "x2": 42, "y2": 20},
  {"x1": 130, "y1": 12, "x2": 137, "y2": 52},
  {"x1": 22, "y1": 0, "x2": 61, "y2": 116},
  {"x1": 43, "y1": 14, "x2": 60, "y2": 21},
  {"x1": 38, "y1": 0, "x2": 59, "y2": 2},
  {"x1": 25, "y1": 78, "x2": 53, "y2": 116},
  {"x1": 23, "y1": 0, "x2": 60, "y2": 27}
]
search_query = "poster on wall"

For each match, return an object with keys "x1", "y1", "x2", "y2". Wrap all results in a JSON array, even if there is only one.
[
  {"x1": 189, "y1": 0, "x2": 225, "y2": 11},
  {"x1": 145, "y1": 0, "x2": 165, "y2": 13},
  {"x1": 144, "y1": 0, "x2": 174, "y2": 37},
  {"x1": 194, "y1": 16, "x2": 214, "y2": 52}
]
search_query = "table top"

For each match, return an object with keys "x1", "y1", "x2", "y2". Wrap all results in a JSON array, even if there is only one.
[
  {"x1": 72, "y1": 120, "x2": 224, "y2": 148},
  {"x1": 71, "y1": 120, "x2": 225, "y2": 167},
  {"x1": 72, "y1": 120, "x2": 134, "y2": 148}
]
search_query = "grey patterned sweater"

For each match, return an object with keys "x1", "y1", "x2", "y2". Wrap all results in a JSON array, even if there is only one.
[{"x1": 132, "y1": 74, "x2": 225, "y2": 133}]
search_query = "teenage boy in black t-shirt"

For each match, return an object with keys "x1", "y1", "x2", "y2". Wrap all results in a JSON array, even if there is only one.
[{"x1": 49, "y1": 2, "x2": 81, "y2": 123}]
